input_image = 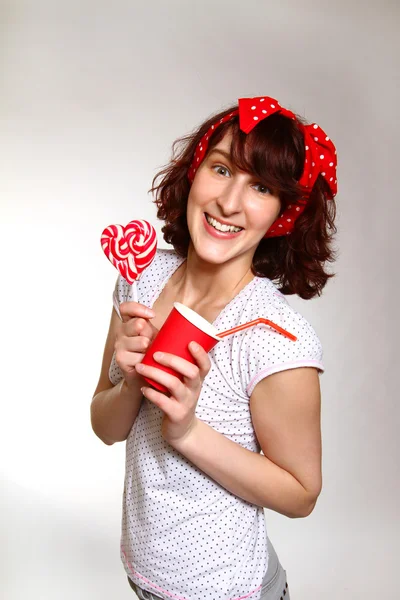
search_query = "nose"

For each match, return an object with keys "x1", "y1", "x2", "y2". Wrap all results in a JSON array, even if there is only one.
[{"x1": 216, "y1": 178, "x2": 243, "y2": 216}]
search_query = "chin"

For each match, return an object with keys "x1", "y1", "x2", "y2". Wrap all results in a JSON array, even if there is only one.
[{"x1": 195, "y1": 248, "x2": 227, "y2": 264}]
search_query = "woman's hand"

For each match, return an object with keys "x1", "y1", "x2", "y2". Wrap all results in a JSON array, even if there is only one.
[
  {"x1": 114, "y1": 302, "x2": 159, "y2": 390},
  {"x1": 135, "y1": 342, "x2": 212, "y2": 446}
]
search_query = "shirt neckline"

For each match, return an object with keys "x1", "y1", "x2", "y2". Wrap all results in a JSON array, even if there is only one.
[{"x1": 149, "y1": 253, "x2": 260, "y2": 331}]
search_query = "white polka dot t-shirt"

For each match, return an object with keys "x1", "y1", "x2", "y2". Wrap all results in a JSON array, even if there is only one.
[{"x1": 109, "y1": 248, "x2": 324, "y2": 600}]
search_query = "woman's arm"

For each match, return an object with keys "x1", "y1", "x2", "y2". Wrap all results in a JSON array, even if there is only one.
[
  {"x1": 171, "y1": 367, "x2": 322, "y2": 518},
  {"x1": 90, "y1": 308, "x2": 143, "y2": 445},
  {"x1": 91, "y1": 378, "x2": 143, "y2": 445}
]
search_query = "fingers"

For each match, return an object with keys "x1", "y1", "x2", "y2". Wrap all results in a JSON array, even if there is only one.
[
  {"x1": 125, "y1": 317, "x2": 158, "y2": 340},
  {"x1": 155, "y1": 352, "x2": 199, "y2": 380},
  {"x1": 119, "y1": 301, "x2": 155, "y2": 323},
  {"x1": 114, "y1": 335, "x2": 151, "y2": 383},
  {"x1": 153, "y1": 344, "x2": 211, "y2": 383},
  {"x1": 119, "y1": 300, "x2": 159, "y2": 340},
  {"x1": 115, "y1": 334, "x2": 151, "y2": 355},
  {"x1": 187, "y1": 342, "x2": 212, "y2": 377},
  {"x1": 114, "y1": 302, "x2": 158, "y2": 381},
  {"x1": 136, "y1": 362, "x2": 186, "y2": 397},
  {"x1": 136, "y1": 344, "x2": 211, "y2": 394}
]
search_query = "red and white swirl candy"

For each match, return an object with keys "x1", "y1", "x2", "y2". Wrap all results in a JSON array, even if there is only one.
[{"x1": 101, "y1": 219, "x2": 157, "y2": 284}]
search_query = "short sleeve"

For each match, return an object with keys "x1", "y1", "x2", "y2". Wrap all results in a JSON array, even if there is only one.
[{"x1": 243, "y1": 300, "x2": 324, "y2": 397}]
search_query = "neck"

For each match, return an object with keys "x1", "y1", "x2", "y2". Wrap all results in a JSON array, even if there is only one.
[{"x1": 174, "y1": 244, "x2": 255, "y2": 308}]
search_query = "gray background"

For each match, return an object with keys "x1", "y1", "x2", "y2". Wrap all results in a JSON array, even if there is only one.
[{"x1": 1, "y1": 1, "x2": 398, "y2": 598}]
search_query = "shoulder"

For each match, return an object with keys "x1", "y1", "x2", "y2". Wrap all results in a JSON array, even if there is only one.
[
  {"x1": 248, "y1": 278, "x2": 322, "y2": 346},
  {"x1": 240, "y1": 279, "x2": 324, "y2": 396}
]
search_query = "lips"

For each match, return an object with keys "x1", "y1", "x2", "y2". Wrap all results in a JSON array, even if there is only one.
[
  {"x1": 202, "y1": 213, "x2": 243, "y2": 239},
  {"x1": 205, "y1": 213, "x2": 243, "y2": 230}
]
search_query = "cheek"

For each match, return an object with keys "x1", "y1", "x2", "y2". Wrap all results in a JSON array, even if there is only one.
[
  {"x1": 188, "y1": 182, "x2": 211, "y2": 214},
  {"x1": 249, "y1": 201, "x2": 281, "y2": 230},
  {"x1": 186, "y1": 186, "x2": 205, "y2": 229},
  {"x1": 272, "y1": 201, "x2": 282, "y2": 221}
]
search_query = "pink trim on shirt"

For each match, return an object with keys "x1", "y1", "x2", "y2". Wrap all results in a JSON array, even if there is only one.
[
  {"x1": 122, "y1": 547, "x2": 188, "y2": 600},
  {"x1": 247, "y1": 360, "x2": 324, "y2": 396},
  {"x1": 229, "y1": 584, "x2": 263, "y2": 599},
  {"x1": 122, "y1": 546, "x2": 263, "y2": 600}
]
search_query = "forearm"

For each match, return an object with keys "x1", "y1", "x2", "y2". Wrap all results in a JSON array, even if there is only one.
[
  {"x1": 91, "y1": 378, "x2": 143, "y2": 445},
  {"x1": 171, "y1": 418, "x2": 315, "y2": 518}
]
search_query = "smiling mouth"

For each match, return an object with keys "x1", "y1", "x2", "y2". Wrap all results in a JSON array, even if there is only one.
[{"x1": 205, "y1": 213, "x2": 243, "y2": 233}]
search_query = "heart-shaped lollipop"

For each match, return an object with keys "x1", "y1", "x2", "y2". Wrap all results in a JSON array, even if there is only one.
[{"x1": 101, "y1": 219, "x2": 157, "y2": 285}]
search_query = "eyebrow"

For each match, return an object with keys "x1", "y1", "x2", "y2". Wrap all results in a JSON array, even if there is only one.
[{"x1": 207, "y1": 148, "x2": 232, "y2": 161}]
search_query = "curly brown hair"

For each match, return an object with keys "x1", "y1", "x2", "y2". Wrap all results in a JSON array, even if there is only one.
[{"x1": 150, "y1": 105, "x2": 337, "y2": 299}]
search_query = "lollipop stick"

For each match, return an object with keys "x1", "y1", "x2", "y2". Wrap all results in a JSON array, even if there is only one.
[
  {"x1": 218, "y1": 318, "x2": 297, "y2": 341},
  {"x1": 132, "y1": 281, "x2": 138, "y2": 303},
  {"x1": 123, "y1": 278, "x2": 138, "y2": 303}
]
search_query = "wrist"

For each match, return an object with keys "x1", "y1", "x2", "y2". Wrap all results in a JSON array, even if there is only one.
[
  {"x1": 167, "y1": 417, "x2": 201, "y2": 452},
  {"x1": 120, "y1": 376, "x2": 143, "y2": 400}
]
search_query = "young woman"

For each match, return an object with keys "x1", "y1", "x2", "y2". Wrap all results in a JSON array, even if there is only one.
[{"x1": 91, "y1": 96, "x2": 337, "y2": 600}]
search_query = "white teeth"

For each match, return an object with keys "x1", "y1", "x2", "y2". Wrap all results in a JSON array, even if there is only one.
[{"x1": 205, "y1": 214, "x2": 242, "y2": 233}]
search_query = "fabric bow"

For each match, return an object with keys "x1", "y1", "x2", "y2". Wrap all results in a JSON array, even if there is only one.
[{"x1": 188, "y1": 96, "x2": 337, "y2": 238}]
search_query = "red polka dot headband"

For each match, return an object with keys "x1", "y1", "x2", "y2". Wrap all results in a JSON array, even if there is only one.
[{"x1": 188, "y1": 96, "x2": 337, "y2": 238}]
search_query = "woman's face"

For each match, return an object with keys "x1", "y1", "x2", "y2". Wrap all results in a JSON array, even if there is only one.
[{"x1": 186, "y1": 131, "x2": 281, "y2": 268}]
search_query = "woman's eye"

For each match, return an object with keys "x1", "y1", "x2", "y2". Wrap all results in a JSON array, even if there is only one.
[
  {"x1": 253, "y1": 183, "x2": 271, "y2": 195},
  {"x1": 210, "y1": 166, "x2": 271, "y2": 195},
  {"x1": 213, "y1": 165, "x2": 230, "y2": 177}
]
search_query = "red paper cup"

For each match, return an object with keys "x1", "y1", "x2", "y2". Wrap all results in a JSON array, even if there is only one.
[{"x1": 141, "y1": 302, "x2": 222, "y2": 393}]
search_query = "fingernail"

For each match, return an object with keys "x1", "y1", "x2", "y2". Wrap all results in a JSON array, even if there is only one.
[
  {"x1": 154, "y1": 351, "x2": 163, "y2": 359},
  {"x1": 145, "y1": 308, "x2": 155, "y2": 318},
  {"x1": 190, "y1": 341, "x2": 200, "y2": 351},
  {"x1": 136, "y1": 363, "x2": 145, "y2": 372}
]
